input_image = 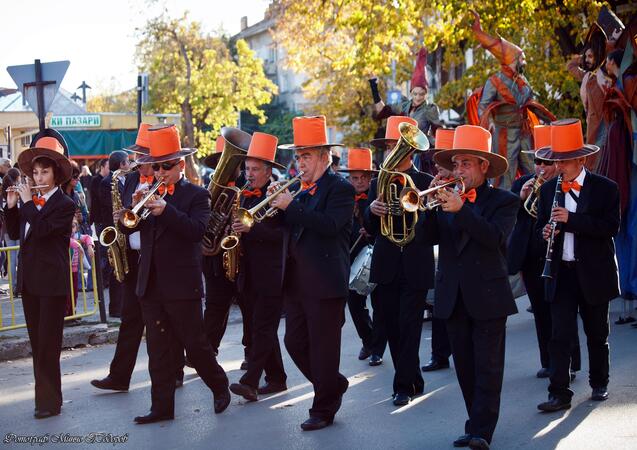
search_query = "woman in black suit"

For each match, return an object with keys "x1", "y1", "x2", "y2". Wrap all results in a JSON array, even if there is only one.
[{"x1": 5, "y1": 133, "x2": 75, "y2": 419}]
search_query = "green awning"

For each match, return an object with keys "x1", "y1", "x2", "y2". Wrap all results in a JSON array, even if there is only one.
[{"x1": 57, "y1": 130, "x2": 137, "y2": 159}]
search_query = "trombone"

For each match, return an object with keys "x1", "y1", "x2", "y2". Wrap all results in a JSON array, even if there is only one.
[
  {"x1": 400, "y1": 178, "x2": 465, "y2": 212},
  {"x1": 234, "y1": 172, "x2": 305, "y2": 229},
  {"x1": 120, "y1": 179, "x2": 168, "y2": 228}
]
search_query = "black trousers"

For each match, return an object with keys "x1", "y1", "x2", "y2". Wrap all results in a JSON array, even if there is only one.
[
  {"x1": 446, "y1": 293, "x2": 507, "y2": 444},
  {"x1": 431, "y1": 317, "x2": 451, "y2": 362},
  {"x1": 548, "y1": 263, "x2": 610, "y2": 401},
  {"x1": 108, "y1": 274, "x2": 124, "y2": 318},
  {"x1": 22, "y1": 291, "x2": 66, "y2": 412},
  {"x1": 372, "y1": 273, "x2": 427, "y2": 396},
  {"x1": 346, "y1": 290, "x2": 387, "y2": 356},
  {"x1": 240, "y1": 291, "x2": 286, "y2": 389},
  {"x1": 140, "y1": 298, "x2": 228, "y2": 415}
]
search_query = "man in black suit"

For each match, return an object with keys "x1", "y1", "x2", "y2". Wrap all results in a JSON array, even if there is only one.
[
  {"x1": 121, "y1": 124, "x2": 230, "y2": 424},
  {"x1": 418, "y1": 125, "x2": 518, "y2": 450},
  {"x1": 99, "y1": 150, "x2": 132, "y2": 318},
  {"x1": 269, "y1": 115, "x2": 354, "y2": 431},
  {"x1": 535, "y1": 119, "x2": 620, "y2": 412},
  {"x1": 229, "y1": 132, "x2": 288, "y2": 402},
  {"x1": 89, "y1": 159, "x2": 109, "y2": 285},
  {"x1": 365, "y1": 125, "x2": 435, "y2": 407}
]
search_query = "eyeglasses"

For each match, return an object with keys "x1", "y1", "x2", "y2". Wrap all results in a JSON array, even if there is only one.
[
  {"x1": 534, "y1": 159, "x2": 554, "y2": 166},
  {"x1": 151, "y1": 160, "x2": 180, "y2": 171}
]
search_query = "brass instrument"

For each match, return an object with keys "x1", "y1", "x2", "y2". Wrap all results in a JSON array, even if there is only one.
[
  {"x1": 377, "y1": 122, "x2": 430, "y2": 246},
  {"x1": 523, "y1": 170, "x2": 546, "y2": 219},
  {"x1": 120, "y1": 179, "x2": 167, "y2": 228},
  {"x1": 202, "y1": 127, "x2": 251, "y2": 256},
  {"x1": 541, "y1": 173, "x2": 563, "y2": 279},
  {"x1": 219, "y1": 182, "x2": 249, "y2": 282},
  {"x1": 99, "y1": 166, "x2": 137, "y2": 282},
  {"x1": 400, "y1": 178, "x2": 465, "y2": 212},
  {"x1": 234, "y1": 172, "x2": 304, "y2": 228}
]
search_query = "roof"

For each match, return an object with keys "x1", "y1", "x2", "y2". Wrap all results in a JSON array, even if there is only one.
[
  {"x1": 0, "y1": 88, "x2": 86, "y2": 115},
  {"x1": 233, "y1": 17, "x2": 276, "y2": 41}
]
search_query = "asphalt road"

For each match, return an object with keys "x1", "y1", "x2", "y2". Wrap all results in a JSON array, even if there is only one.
[{"x1": 1, "y1": 296, "x2": 636, "y2": 450}]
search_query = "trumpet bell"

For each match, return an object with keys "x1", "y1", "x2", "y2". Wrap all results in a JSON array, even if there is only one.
[
  {"x1": 399, "y1": 187, "x2": 421, "y2": 213},
  {"x1": 121, "y1": 210, "x2": 140, "y2": 228},
  {"x1": 235, "y1": 208, "x2": 255, "y2": 228}
]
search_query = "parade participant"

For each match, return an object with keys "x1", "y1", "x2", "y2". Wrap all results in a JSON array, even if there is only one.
[
  {"x1": 421, "y1": 128, "x2": 454, "y2": 373},
  {"x1": 536, "y1": 119, "x2": 620, "y2": 412},
  {"x1": 418, "y1": 125, "x2": 518, "y2": 449},
  {"x1": 470, "y1": 10, "x2": 554, "y2": 189},
  {"x1": 6, "y1": 134, "x2": 76, "y2": 419},
  {"x1": 91, "y1": 124, "x2": 185, "y2": 392},
  {"x1": 338, "y1": 147, "x2": 386, "y2": 365},
  {"x1": 229, "y1": 132, "x2": 288, "y2": 402},
  {"x1": 270, "y1": 115, "x2": 354, "y2": 431},
  {"x1": 507, "y1": 125, "x2": 580, "y2": 379},
  {"x1": 122, "y1": 124, "x2": 230, "y2": 424},
  {"x1": 89, "y1": 159, "x2": 110, "y2": 286},
  {"x1": 365, "y1": 117, "x2": 435, "y2": 406}
]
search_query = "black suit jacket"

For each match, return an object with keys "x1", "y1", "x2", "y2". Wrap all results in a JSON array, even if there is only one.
[
  {"x1": 122, "y1": 177, "x2": 210, "y2": 300},
  {"x1": 88, "y1": 174, "x2": 104, "y2": 225},
  {"x1": 418, "y1": 182, "x2": 519, "y2": 320},
  {"x1": 6, "y1": 189, "x2": 75, "y2": 297},
  {"x1": 99, "y1": 173, "x2": 124, "y2": 228},
  {"x1": 350, "y1": 190, "x2": 373, "y2": 260},
  {"x1": 121, "y1": 171, "x2": 141, "y2": 209},
  {"x1": 238, "y1": 181, "x2": 285, "y2": 296},
  {"x1": 283, "y1": 169, "x2": 355, "y2": 300},
  {"x1": 535, "y1": 171, "x2": 620, "y2": 305},
  {"x1": 363, "y1": 168, "x2": 435, "y2": 290}
]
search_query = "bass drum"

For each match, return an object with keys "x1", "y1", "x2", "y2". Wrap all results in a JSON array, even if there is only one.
[{"x1": 349, "y1": 244, "x2": 376, "y2": 296}]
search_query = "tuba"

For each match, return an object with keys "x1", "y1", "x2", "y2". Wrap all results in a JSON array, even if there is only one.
[
  {"x1": 377, "y1": 122, "x2": 430, "y2": 246},
  {"x1": 523, "y1": 170, "x2": 545, "y2": 219},
  {"x1": 201, "y1": 127, "x2": 251, "y2": 256}
]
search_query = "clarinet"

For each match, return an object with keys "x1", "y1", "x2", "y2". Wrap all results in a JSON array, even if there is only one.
[{"x1": 541, "y1": 173, "x2": 563, "y2": 279}]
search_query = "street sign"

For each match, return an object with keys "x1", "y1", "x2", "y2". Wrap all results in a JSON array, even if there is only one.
[{"x1": 51, "y1": 114, "x2": 101, "y2": 128}]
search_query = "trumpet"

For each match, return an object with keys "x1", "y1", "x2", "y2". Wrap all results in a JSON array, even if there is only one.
[
  {"x1": 6, "y1": 184, "x2": 49, "y2": 193},
  {"x1": 400, "y1": 178, "x2": 465, "y2": 212},
  {"x1": 120, "y1": 179, "x2": 168, "y2": 228},
  {"x1": 523, "y1": 170, "x2": 545, "y2": 218},
  {"x1": 235, "y1": 172, "x2": 305, "y2": 228}
]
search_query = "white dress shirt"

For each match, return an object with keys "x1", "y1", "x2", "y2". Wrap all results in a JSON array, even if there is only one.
[
  {"x1": 25, "y1": 187, "x2": 59, "y2": 237},
  {"x1": 561, "y1": 167, "x2": 586, "y2": 262}
]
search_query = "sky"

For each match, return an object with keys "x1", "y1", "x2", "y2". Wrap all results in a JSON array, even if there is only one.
[{"x1": 1, "y1": 0, "x2": 270, "y2": 97}]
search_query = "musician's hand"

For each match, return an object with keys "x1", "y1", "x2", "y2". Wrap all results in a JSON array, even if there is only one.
[
  {"x1": 271, "y1": 190, "x2": 293, "y2": 210},
  {"x1": 370, "y1": 199, "x2": 388, "y2": 216},
  {"x1": 6, "y1": 189, "x2": 18, "y2": 209},
  {"x1": 437, "y1": 189, "x2": 463, "y2": 213},
  {"x1": 359, "y1": 227, "x2": 371, "y2": 239},
  {"x1": 146, "y1": 198, "x2": 167, "y2": 216},
  {"x1": 520, "y1": 178, "x2": 535, "y2": 201},
  {"x1": 232, "y1": 218, "x2": 250, "y2": 234},
  {"x1": 18, "y1": 182, "x2": 32, "y2": 205},
  {"x1": 132, "y1": 188, "x2": 147, "y2": 205},
  {"x1": 543, "y1": 223, "x2": 560, "y2": 241},
  {"x1": 551, "y1": 206, "x2": 569, "y2": 223},
  {"x1": 266, "y1": 182, "x2": 282, "y2": 196}
]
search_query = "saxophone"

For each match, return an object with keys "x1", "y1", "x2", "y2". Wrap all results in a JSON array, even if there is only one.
[
  {"x1": 220, "y1": 182, "x2": 248, "y2": 282},
  {"x1": 99, "y1": 167, "x2": 134, "y2": 282}
]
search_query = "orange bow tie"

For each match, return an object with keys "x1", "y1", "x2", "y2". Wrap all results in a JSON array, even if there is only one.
[
  {"x1": 462, "y1": 189, "x2": 477, "y2": 203},
  {"x1": 354, "y1": 192, "x2": 368, "y2": 202},
  {"x1": 242, "y1": 188, "x2": 262, "y2": 198},
  {"x1": 32, "y1": 195, "x2": 46, "y2": 207},
  {"x1": 140, "y1": 175, "x2": 154, "y2": 184},
  {"x1": 300, "y1": 182, "x2": 317, "y2": 196},
  {"x1": 561, "y1": 180, "x2": 581, "y2": 193},
  {"x1": 158, "y1": 184, "x2": 175, "y2": 196}
]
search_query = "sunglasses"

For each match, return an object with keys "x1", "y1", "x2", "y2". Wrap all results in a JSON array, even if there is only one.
[
  {"x1": 151, "y1": 160, "x2": 180, "y2": 171},
  {"x1": 534, "y1": 159, "x2": 554, "y2": 166}
]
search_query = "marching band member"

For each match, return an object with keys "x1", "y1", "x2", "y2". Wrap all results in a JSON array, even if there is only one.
[
  {"x1": 536, "y1": 119, "x2": 620, "y2": 412},
  {"x1": 270, "y1": 115, "x2": 354, "y2": 431},
  {"x1": 121, "y1": 124, "x2": 230, "y2": 424},
  {"x1": 418, "y1": 125, "x2": 518, "y2": 449},
  {"x1": 338, "y1": 148, "x2": 387, "y2": 365},
  {"x1": 365, "y1": 116, "x2": 435, "y2": 406},
  {"x1": 6, "y1": 133, "x2": 76, "y2": 419},
  {"x1": 229, "y1": 132, "x2": 288, "y2": 401}
]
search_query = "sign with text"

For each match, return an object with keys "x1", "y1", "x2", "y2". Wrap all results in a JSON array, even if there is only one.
[{"x1": 51, "y1": 115, "x2": 101, "y2": 128}]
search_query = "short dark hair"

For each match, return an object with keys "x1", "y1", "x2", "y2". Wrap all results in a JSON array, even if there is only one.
[
  {"x1": 607, "y1": 49, "x2": 624, "y2": 67},
  {"x1": 98, "y1": 159, "x2": 108, "y2": 169},
  {"x1": 32, "y1": 156, "x2": 62, "y2": 184},
  {"x1": 108, "y1": 151, "x2": 129, "y2": 172}
]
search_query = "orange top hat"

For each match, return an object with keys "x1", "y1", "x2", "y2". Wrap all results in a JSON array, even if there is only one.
[
  {"x1": 471, "y1": 10, "x2": 523, "y2": 66},
  {"x1": 19, "y1": 132, "x2": 73, "y2": 184},
  {"x1": 278, "y1": 115, "x2": 344, "y2": 150},
  {"x1": 433, "y1": 125, "x2": 508, "y2": 178},
  {"x1": 124, "y1": 123, "x2": 152, "y2": 154},
  {"x1": 535, "y1": 119, "x2": 599, "y2": 161},
  {"x1": 433, "y1": 128, "x2": 455, "y2": 151},
  {"x1": 240, "y1": 132, "x2": 285, "y2": 170},
  {"x1": 137, "y1": 124, "x2": 196, "y2": 164},
  {"x1": 339, "y1": 148, "x2": 377, "y2": 173},
  {"x1": 370, "y1": 116, "x2": 422, "y2": 150},
  {"x1": 203, "y1": 135, "x2": 227, "y2": 169}
]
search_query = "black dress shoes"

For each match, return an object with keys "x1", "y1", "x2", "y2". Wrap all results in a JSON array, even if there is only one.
[
  {"x1": 453, "y1": 434, "x2": 471, "y2": 447},
  {"x1": 175, "y1": 378, "x2": 184, "y2": 389},
  {"x1": 570, "y1": 371, "x2": 577, "y2": 382},
  {"x1": 34, "y1": 409, "x2": 60, "y2": 419},
  {"x1": 393, "y1": 392, "x2": 410, "y2": 406},
  {"x1": 240, "y1": 360, "x2": 249, "y2": 371},
  {"x1": 369, "y1": 355, "x2": 383, "y2": 366},
  {"x1": 229, "y1": 383, "x2": 258, "y2": 402},
  {"x1": 134, "y1": 411, "x2": 174, "y2": 424},
  {"x1": 214, "y1": 389, "x2": 231, "y2": 414},
  {"x1": 90, "y1": 376, "x2": 128, "y2": 391},
  {"x1": 591, "y1": 387, "x2": 609, "y2": 401},
  {"x1": 468, "y1": 437, "x2": 490, "y2": 449},
  {"x1": 536, "y1": 367, "x2": 550, "y2": 378},
  {"x1": 358, "y1": 347, "x2": 371, "y2": 360},
  {"x1": 537, "y1": 397, "x2": 571, "y2": 412},
  {"x1": 421, "y1": 359, "x2": 450, "y2": 372},
  {"x1": 300, "y1": 416, "x2": 333, "y2": 431},
  {"x1": 257, "y1": 382, "x2": 287, "y2": 395}
]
